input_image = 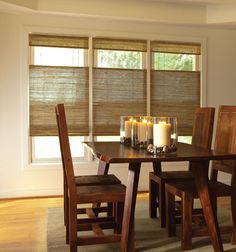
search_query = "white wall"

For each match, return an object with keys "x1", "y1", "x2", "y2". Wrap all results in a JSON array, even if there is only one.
[{"x1": 1, "y1": 11, "x2": 236, "y2": 198}]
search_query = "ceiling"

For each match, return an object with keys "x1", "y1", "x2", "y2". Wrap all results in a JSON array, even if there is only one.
[
  {"x1": 151, "y1": 0, "x2": 236, "y2": 4},
  {"x1": 0, "y1": 0, "x2": 236, "y2": 29}
]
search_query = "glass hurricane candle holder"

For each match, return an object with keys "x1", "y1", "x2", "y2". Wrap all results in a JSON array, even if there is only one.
[
  {"x1": 132, "y1": 116, "x2": 153, "y2": 149},
  {"x1": 147, "y1": 116, "x2": 177, "y2": 154},
  {"x1": 120, "y1": 116, "x2": 134, "y2": 145}
]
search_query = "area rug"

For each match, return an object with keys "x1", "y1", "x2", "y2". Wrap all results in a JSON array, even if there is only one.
[{"x1": 47, "y1": 198, "x2": 236, "y2": 251}]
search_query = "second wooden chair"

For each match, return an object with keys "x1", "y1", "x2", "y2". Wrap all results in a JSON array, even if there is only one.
[
  {"x1": 165, "y1": 105, "x2": 236, "y2": 250},
  {"x1": 149, "y1": 107, "x2": 215, "y2": 227}
]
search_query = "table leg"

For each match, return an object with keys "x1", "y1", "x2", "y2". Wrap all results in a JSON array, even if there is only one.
[
  {"x1": 97, "y1": 159, "x2": 110, "y2": 175},
  {"x1": 231, "y1": 181, "x2": 236, "y2": 244},
  {"x1": 190, "y1": 161, "x2": 224, "y2": 252},
  {"x1": 120, "y1": 162, "x2": 141, "y2": 252},
  {"x1": 94, "y1": 159, "x2": 111, "y2": 213}
]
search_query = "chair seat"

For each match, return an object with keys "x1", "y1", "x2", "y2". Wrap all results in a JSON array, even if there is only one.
[
  {"x1": 76, "y1": 184, "x2": 126, "y2": 204},
  {"x1": 150, "y1": 171, "x2": 193, "y2": 182},
  {"x1": 75, "y1": 174, "x2": 121, "y2": 186},
  {"x1": 166, "y1": 180, "x2": 232, "y2": 198}
]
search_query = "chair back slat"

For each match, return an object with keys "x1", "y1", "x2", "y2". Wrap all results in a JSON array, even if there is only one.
[
  {"x1": 211, "y1": 106, "x2": 236, "y2": 179},
  {"x1": 191, "y1": 107, "x2": 215, "y2": 149},
  {"x1": 55, "y1": 104, "x2": 77, "y2": 197}
]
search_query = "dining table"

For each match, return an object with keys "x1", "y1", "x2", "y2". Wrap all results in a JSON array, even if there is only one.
[{"x1": 83, "y1": 141, "x2": 236, "y2": 252}]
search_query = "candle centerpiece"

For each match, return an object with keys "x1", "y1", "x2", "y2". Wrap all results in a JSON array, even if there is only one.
[{"x1": 148, "y1": 117, "x2": 177, "y2": 154}]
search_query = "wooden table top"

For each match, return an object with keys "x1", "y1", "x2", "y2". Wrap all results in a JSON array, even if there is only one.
[{"x1": 83, "y1": 141, "x2": 236, "y2": 164}]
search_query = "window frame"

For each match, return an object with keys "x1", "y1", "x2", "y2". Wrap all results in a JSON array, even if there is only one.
[
  {"x1": 28, "y1": 34, "x2": 205, "y2": 165},
  {"x1": 30, "y1": 136, "x2": 91, "y2": 164}
]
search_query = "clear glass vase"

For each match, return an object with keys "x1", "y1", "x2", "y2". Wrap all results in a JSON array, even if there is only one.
[{"x1": 148, "y1": 117, "x2": 177, "y2": 154}]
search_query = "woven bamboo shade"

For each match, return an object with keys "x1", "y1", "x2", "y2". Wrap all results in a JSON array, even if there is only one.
[
  {"x1": 93, "y1": 38, "x2": 147, "y2": 52},
  {"x1": 29, "y1": 66, "x2": 89, "y2": 136},
  {"x1": 93, "y1": 68, "x2": 147, "y2": 135},
  {"x1": 151, "y1": 41, "x2": 201, "y2": 55},
  {"x1": 29, "y1": 34, "x2": 89, "y2": 136},
  {"x1": 29, "y1": 35, "x2": 201, "y2": 137},
  {"x1": 151, "y1": 70, "x2": 200, "y2": 135},
  {"x1": 29, "y1": 34, "x2": 88, "y2": 49}
]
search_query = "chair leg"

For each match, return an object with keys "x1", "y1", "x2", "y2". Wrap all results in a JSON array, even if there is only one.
[
  {"x1": 149, "y1": 177, "x2": 158, "y2": 218},
  {"x1": 65, "y1": 191, "x2": 69, "y2": 244},
  {"x1": 182, "y1": 192, "x2": 193, "y2": 250},
  {"x1": 211, "y1": 195, "x2": 217, "y2": 216},
  {"x1": 64, "y1": 179, "x2": 67, "y2": 225},
  {"x1": 231, "y1": 194, "x2": 236, "y2": 244},
  {"x1": 69, "y1": 203, "x2": 78, "y2": 252},
  {"x1": 159, "y1": 181, "x2": 166, "y2": 228},
  {"x1": 166, "y1": 189, "x2": 176, "y2": 237},
  {"x1": 115, "y1": 201, "x2": 124, "y2": 234},
  {"x1": 107, "y1": 202, "x2": 113, "y2": 217}
]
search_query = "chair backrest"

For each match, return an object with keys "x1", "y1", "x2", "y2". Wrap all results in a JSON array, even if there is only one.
[
  {"x1": 55, "y1": 104, "x2": 76, "y2": 197},
  {"x1": 191, "y1": 107, "x2": 215, "y2": 149},
  {"x1": 211, "y1": 105, "x2": 236, "y2": 181}
]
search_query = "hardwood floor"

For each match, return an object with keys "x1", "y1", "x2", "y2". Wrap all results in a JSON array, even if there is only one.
[
  {"x1": 0, "y1": 196, "x2": 63, "y2": 252},
  {"x1": 0, "y1": 194, "x2": 230, "y2": 252}
]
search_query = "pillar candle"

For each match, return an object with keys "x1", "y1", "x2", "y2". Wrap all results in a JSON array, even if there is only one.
[
  {"x1": 147, "y1": 121, "x2": 153, "y2": 140},
  {"x1": 138, "y1": 119, "x2": 147, "y2": 142},
  {"x1": 124, "y1": 119, "x2": 132, "y2": 138},
  {"x1": 153, "y1": 121, "x2": 171, "y2": 147}
]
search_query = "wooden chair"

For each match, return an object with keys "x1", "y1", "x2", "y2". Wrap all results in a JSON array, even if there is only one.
[
  {"x1": 149, "y1": 107, "x2": 215, "y2": 228},
  {"x1": 55, "y1": 104, "x2": 122, "y2": 232},
  {"x1": 55, "y1": 104, "x2": 126, "y2": 251},
  {"x1": 55, "y1": 104, "x2": 121, "y2": 227},
  {"x1": 165, "y1": 105, "x2": 236, "y2": 250}
]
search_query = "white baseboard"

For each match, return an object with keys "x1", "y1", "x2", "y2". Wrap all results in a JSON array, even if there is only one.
[{"x1": 0, "y1": 188, "x2": 63, "y2": 199}]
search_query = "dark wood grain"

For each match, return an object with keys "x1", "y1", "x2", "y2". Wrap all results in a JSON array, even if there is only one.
[{"x1": 84, "y1": 141, "x2": 236, "y2": 163}]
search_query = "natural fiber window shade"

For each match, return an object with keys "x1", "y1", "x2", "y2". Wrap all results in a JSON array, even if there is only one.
[
  {"x1": 93, "y1": 68, "x2": 147, "y2": 135},
  {"x1": 151, "y1": 70, "x2": 200, "y2": 135},
  {"x1": 29, "y1": 66, "x2": 89, "y2": 136},
  {"x1": 29, "y1": 34, "x2": 89, "y2": 49},
  {"x1": 93, "y1": 38, "x2": 147, "y2": 52},
  {"x1": 151, "y1": 41, "x2": 201, "y2": 55}
]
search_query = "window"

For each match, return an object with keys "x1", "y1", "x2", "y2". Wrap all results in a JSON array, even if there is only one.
[
  {"x1": 29, "y1": 35, "x2": 89, "y2": 162},
  {"x1": 29, "y1": 35, "x2": 201, "y2": 163},
  {"x1": 32, "y1": 136, "x2": 86, "y2": 163},
  {"x1": 96, "y1": 50, "x2": 143, "y2": 69},
  {"x1": 93, "y1": 38, "x2": 147, "y2": 136},
  {"x1": 153, "y1": 53, "x2": 196, "y2": 71},
  {"x1": 150, "y1": 41, "x2": 200, "y2": 137},
  {"x1": 33, "y1": 47, "x2": 85, "y2": 67}
]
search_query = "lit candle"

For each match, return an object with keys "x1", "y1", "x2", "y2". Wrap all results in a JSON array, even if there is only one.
[
  {"x1": 153, "y1": 121, "x2": 171, "y2": 147},
  {"x1": 147, "y1": 121, "x2": 153, "y2": 140},
  {"x1": 124, "y1": 118, "x2": 132, "y2": 138},
  {"x1": 138, "y1": 119, "x2": 147, "y2": 142}
]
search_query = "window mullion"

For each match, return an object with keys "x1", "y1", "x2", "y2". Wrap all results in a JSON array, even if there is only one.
[
  {"x1": 88, "y1": 37, "x2": 93, "y2": 141},
  {"x1": 147, "y1": 40, "x2": 151, "y2": 116}
]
